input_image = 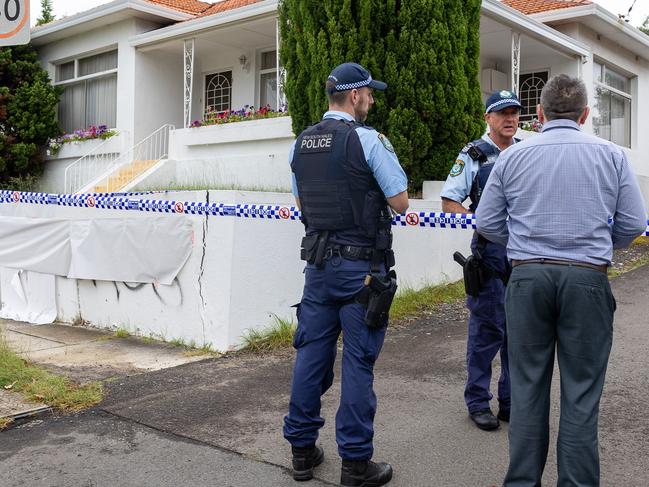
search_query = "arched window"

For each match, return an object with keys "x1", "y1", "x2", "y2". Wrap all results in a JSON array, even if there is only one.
[
  {"x1": 519, "y1": 71, "x2": 548, "y2": 122},
  {"x1": 204, "y1": 71, "x2": 232, "y2": 116}
]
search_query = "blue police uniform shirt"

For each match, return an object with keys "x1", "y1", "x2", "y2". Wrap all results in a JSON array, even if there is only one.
[
  {"x1": 290, "y1": 111, "x2": 407, "y2": 199},
  {"x1": 440, "y1": 133, "x2": 505, "y2": 206}
]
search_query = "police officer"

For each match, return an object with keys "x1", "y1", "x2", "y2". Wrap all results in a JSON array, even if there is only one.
[
  {"x1": 440, "y1": 90, "x2": 522, "y2": 431},
  {"x1": 283, "y1": 62, "x2": 408, "y2": 486}
]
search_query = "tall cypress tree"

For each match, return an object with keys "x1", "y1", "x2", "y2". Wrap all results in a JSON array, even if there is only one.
[
  {"x1": 279, "y1": 0, "x2": 485, "y2": 187},
  {"x1": 37, "y1": 0, "x2": 56, "y2": 26}
]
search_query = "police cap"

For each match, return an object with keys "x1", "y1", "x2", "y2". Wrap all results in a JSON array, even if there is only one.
[
  {"x1": 327, "y1": 62, "x2": 387, "y2": 94},
  {"x1": 485, "y1": 90, "x2": 522, "y2": 113}
]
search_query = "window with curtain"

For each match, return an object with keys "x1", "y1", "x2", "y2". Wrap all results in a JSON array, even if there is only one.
[
  {"x1": 54, "y1": 49, "x2": 118, "y2": 134},
  {"x1": 259, "y1": 50, "x2": 286, "y2": 110},
  {"x1": 592, "y1": 61, "x2": 632, "y2": 148}
]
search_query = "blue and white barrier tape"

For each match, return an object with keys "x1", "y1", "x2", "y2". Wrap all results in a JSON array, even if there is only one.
[{"x1": 2, "y1": 190, "x2": 648, "y2": 235}]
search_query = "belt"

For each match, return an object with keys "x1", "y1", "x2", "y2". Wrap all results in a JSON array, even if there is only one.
[
  {"x1": 324, "y1": 245, "x2": 374, "y2": 261},
  {"x1": 511, "y1": 259, "x2": 608, "y2": 274}
]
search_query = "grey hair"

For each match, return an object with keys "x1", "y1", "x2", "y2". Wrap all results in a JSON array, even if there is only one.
[{"x1": 540, "y1": 74, "x2": 588, "y2": 122}]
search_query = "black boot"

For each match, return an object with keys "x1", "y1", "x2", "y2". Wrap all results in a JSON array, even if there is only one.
[
  {"x1": 340, "y1": 459, "x2": 393, "y2": 487},
  {"x1": 291, "y1": 445, "x2": 324, "y2": 481}
]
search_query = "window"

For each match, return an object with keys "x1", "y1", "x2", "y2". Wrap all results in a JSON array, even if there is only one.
[
  {"x1": 259, "y1": 50, "x2": 286, "y2": 110},
  {"x1": 204, "y1": 71, "x2": 232, "y2": 116},
  {"x1": 592, "y1": 61, "x2": 632, "y2": 148},
  {"x1": 518, "y1": 71, "x2": 548, "y2": 122},
  {"x1": 54, "y1": 49, "x2": 118, "y2": 134}
]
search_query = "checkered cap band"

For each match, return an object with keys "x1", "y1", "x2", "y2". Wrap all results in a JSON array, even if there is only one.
[
  {"x1": 486, "y1": 98, "x2": 521, "y2": 113},
  {"x1": 333, "y1": 75, "x2": 373, "y2": 92}
]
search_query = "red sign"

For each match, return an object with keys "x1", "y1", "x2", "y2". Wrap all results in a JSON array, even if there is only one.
[
  {"x1": 11, "y1": 191, "x2": 20, "y2": 202},
  {"x1": 279, "y1": 207, "x2": 291, "y2": 219},
  {"x1": 86, "y1": 196, "x2": 96, "y2": 207},
  {"x1": 406, "y1": 212, "x2": 420, "y2": 226},
  {"x1": 174, "y1": 201, "x2": 185, "y2": 214}
]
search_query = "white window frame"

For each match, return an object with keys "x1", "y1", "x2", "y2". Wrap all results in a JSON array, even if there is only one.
[
  {"x1": 203, "y1": 69, "x2": 233, "y2": 117},
  {"x1": 592, "y1": 60, "x2": 633, "y2": 148},
  {"x1": 518, "y1": 69, "x2": 549, "y2": 123},
  {"x1": 53, "y1": 48, "x2": 119, "y2": 132},
  {"x1": 257, "y1": 48, "x2": 286, "y2": 110}
]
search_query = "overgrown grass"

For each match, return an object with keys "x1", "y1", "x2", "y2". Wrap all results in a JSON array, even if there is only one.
[
  {"x1": 114, "y1": 327, "x2": 131, "y2": 338},
  {"x1": 241, "y1": 315, "x2": 297, "y2": 353},
  {"x1": 0, "y1": 333, "x2": 103, "y2": 419},
  {"x1": 390, "y1": 280, "x2": 465, "y2": 322}
]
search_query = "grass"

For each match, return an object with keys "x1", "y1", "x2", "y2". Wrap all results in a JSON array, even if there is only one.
[
  {"x1": 241, "y1": 315, "x2": 297, "y2": 353},
  {"x1": 390, "y1": 280, "x2": 465, "y2": 322},
  {"x1": 0, "y1": 333, "x2": 103, "y2": 426},
  {"x1": 609, "y1": 236, "x2": 649, "y2": 278},
  {"x1": 142, "y1": 182, "x2": 292, "y2": 193},
  {"x1": 114, "y1": 327, "x2": 131, "y2": 338}
]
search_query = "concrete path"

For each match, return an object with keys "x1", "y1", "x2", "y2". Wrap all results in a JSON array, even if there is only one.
[{"x1": 1, "y1": 266, "x2": 648, "y2": 486}]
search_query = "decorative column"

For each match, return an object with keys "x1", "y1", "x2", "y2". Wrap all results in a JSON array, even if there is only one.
[
  {"x1": 511, "y1": 32, "x2": 521, "y2": 95},
  {"x1": 184, "y1": 38, "x2": 195, "y2": 128}
]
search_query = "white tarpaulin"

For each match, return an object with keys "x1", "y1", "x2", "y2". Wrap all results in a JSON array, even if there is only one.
[
  {"x1": 0, "y1": 216, "x2": 193, "y2": 285},
  {"x1": 0, "y1": 269, "x2": 57, "y2": 324}
]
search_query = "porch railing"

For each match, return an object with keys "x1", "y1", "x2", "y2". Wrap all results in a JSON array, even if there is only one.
[
  {"x1": 73, "y1": 125, "x2": 174, "y2": 194},
  {"x1": 63, "y1": 136, "x2": 126, "y2": 194}
]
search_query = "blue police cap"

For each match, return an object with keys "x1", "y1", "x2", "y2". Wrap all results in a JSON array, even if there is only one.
[
  {"x1": 327, "y1": 62, "x2": 387, "y2": 94},
  {"x1": 485, "y1": 90, "x2": 522, "y2": 113}
]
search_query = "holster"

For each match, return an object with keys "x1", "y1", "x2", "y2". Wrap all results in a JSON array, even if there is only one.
[
  {"x1": 300, "y1": 231, "x2": 329, "y2": 268},
  {"x1": 356, "y1": 270, "x2": 398, "y2": 329},
  {"x1": 454, "y1": 251, "x2": 482, "y2": 297}
]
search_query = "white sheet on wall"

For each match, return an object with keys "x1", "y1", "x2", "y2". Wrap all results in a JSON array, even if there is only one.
[
  {"x1": 0, "y1": 216, "x2": 193, "y2": 285},
  {"x1": 0, "y1": 269, "x2": 57, "y2": 324}
]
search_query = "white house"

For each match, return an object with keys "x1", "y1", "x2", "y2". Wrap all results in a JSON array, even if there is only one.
[{"x1": 31, "y1": 0, "x2": 649, "y2": 193}]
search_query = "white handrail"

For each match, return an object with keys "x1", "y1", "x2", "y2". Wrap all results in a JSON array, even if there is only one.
[
  {"x1": 63, "y1": 134, "x2": 126, "y2": 194},
  {"x1": 77, "y1": 124, "x2": 174, "y2": 194}
]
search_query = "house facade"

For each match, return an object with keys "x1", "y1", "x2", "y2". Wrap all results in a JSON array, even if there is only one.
[{"x1": 31, "y1": 0, "x2": 649, "y2": 194}]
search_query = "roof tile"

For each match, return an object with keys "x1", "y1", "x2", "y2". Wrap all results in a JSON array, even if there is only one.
[
  {"x1": 501, "y1": 0, "x2": 592, "y2": 16},
  {"x1": 143, "y1": 0, "x2": 212, "y2": 15},
  {"x1": 198, "y1": 0, "x2": 264, "y2": 17}
]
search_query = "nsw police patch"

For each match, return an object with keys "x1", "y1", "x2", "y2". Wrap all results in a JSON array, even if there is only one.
[
  {"x1": 378, "y1": 133, "x2": 395, "y2": 153},
  {"x1": 450, "y1": 159, "x2": 464, "y2": 177}
]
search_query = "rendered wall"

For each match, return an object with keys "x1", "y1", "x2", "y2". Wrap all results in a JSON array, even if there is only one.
[{"x1": 0, "y1": 191, "x2": 471, "y2": 351}]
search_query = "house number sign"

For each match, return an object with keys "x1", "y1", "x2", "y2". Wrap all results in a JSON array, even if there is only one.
[{"x1": 0, "y1": 0, "x2": 29, "y2": 46}]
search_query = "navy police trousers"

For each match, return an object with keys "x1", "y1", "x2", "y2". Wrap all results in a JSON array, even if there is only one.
[
  {"x1": 465, "y1": 236, "x2": 511, "y2": 414},
  {"x1": 283, "y1": 257, "x2": 387, "y2": 461}
]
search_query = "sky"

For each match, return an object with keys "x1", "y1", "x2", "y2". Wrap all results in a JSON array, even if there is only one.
[{"x1": 27, "y1": 0, "x2": 649, "y2": 27}]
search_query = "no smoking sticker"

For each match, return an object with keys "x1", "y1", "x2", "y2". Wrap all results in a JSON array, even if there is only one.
[{"x1": 406, "y1": 212, "x2": 420, "y2": 226}]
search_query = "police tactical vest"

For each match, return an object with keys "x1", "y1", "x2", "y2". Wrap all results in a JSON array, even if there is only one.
[
  {"x1": 291, "y1": 118, "x2": 390, "y2": 247},
  {"x1": 466, "y1": 139, "x2": 499, "y2": 212}
]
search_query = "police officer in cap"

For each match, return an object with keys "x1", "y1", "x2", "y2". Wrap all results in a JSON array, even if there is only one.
[
  {"x1": 283, "y1": 62, "x2": 408, "y2": 486},
  {"x1": 440, "y1": 90, "x2": 522, "y2": 431}
]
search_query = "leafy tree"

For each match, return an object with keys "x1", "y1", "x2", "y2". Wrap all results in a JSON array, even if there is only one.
[
  {"x1": 37, "y1": 0, "x2": 56, "y2": 26},
  {"x1": 0, "y1": 45, "x2": 61, "y2": 187},
  {"x1": 279, "y1": 0, "x2": 485, "y2": 187},
  {"x1": 639, "y1": 15, "x2": 649, "y2": 36}
]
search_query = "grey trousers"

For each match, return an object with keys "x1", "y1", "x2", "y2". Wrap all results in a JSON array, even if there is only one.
[{"x1": 502, "y1": 263, "x2": 615, "y2": 487}]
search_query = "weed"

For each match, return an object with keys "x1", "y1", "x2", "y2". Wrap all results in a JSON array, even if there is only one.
[
  {"x1": 0, "y1": 334, "x2": 102, "y2": 411},
  {"x1": 114, "y1": 327, "x2": 131, "y2": 338},
  {"x1": 0, "y1": 417, "x2": 13, "y2": 430},
  {"x1": 390, "y1": 280, "x2": 465, "y2": 322},
  {"x1": 241, "y1": 315, "x2": 297, "y2": 353},
  {"x1": 143, "y1": 183, "x2": 291, "y2": 193}
]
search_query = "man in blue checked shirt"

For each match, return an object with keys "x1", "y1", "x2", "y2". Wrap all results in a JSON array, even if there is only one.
[
  {"x1": 440, "y1": 90, "x2": 522, "y2": 431},
  {"x1": 477, "y1": 74, "x2": 647, "y2": 486},
  {"x1": 283, "y1": 62, "x2": 408, "y2": 487}
]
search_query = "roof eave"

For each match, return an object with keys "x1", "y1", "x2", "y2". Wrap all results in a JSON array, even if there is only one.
[
  {"x1": 531, "y1": 4, "x2": 649, "y2": 59},
  {"x1": 31, "y1": 0, "x2": 193, "y2": 46},
  {"x1": 129, "y1": 0, "x2": 278, "y2": 48},
  {"x1": 481, "y1": 0, "x2": 590, "y2": 57}
]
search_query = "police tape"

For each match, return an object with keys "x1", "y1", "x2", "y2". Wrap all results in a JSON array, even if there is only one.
[{"x1": 2, "y1": 190, "x2": 648, "y2": 235}]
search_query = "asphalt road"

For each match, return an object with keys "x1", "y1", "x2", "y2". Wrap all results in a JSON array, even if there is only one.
[{"x1": 1, "y1": 265, "x2": 648, "y2": 487}]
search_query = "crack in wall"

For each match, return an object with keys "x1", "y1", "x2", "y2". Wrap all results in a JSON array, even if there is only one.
[{"x1": 197, "y1": 190, "x2": 209, "y2": 344}]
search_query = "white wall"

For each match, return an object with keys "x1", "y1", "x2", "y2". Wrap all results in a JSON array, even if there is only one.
[
  {"x1": 0, "y1": 191, "x2": 471, "y2": 351},
  {"x1": 134, "y1": 43, "x2": 184, "y2": 143}
]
